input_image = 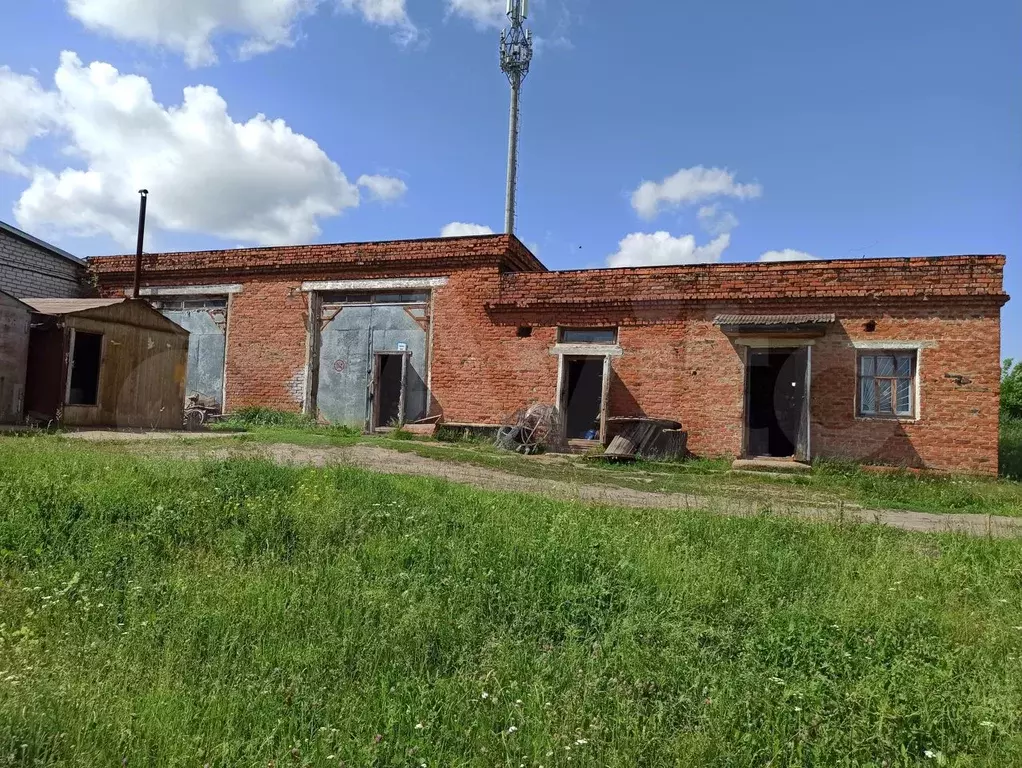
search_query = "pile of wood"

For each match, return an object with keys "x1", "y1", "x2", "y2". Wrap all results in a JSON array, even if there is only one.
[{"x1": 603, "y1": 417, "x2": 686, "y2": 462}]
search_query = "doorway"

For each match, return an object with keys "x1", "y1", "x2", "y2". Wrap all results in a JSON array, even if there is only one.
[
  {"x1": 561, "y1": 356, "x2": 606, "y2": 440},
  {"x1": 372, "y1": 352, "x2": 409, "y2": 430},
  {"x1": 67, "y1": 330, "x2": 103, "y2": 406},
  {"x1": 24, "y1": 326, "x2": 64, "y2": 419},
  {"x1": 745, "y1": 347, "x2": 809, "y2": 459}
]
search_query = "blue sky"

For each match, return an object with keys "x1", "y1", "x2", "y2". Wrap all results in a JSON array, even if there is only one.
[{"x1": 0, "y1": 0, "x2": 1018, "y2": 358}]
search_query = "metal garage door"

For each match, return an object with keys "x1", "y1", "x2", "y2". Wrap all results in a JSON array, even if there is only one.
[
  {"x1": 317, "y1": 291, "x2": 429, "y2": 428},
  {"x1": 153, "y1": 298, "x2": 228, "y2": 408}
]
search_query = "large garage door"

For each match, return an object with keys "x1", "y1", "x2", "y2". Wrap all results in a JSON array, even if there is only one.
[
  {"x1": 317, "y1": 291, "x2": 429, "y2": 428},
  {"x1": 153, "y1": 298, "x2": 228, "y2": 408}
]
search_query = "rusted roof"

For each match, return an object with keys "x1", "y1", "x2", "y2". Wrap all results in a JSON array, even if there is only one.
[
  {"x1": 713, "y1": 313, "x2": 837, "y2": 326},
  {"x1": 22, "y1": 298, "x2": 127, "y2": 316}
]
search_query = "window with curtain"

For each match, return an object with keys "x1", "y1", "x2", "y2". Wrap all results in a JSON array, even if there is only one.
[{"x1": 857, "y1": 351, "x2": 917, "y2": 418}]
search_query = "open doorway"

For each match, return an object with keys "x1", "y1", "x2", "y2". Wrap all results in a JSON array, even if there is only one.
[
  {"x1": 372, "y1": 352, "x2": 408, "y2": 430},
  {"x1": 561, "y1": 356, "x2": 606, "y2": 440},
  {"x1": 67, "y1": 330, "x2": 103, "y2": 406},
  {"x1": 745, "y1": 348, "x2": 809, "y2": 459}
]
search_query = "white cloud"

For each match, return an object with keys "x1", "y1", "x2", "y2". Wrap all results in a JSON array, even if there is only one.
[
  {"x1": 446, "y1": 0, "x2": 507, "y2": 29},
  {"x1": 631, "y1": 166, "x2": 762, "y2": 220},
  {"x1": 0, "y1": 68, "x2": 59, "y2": 174},
  {"x1": 66, "y1": 0, "x2": 416, "y2": 67},
  {"x1": 759, "y1": 249, "x2": 818, "y2": 262},
  {"x1": 357, "y1": 174, "x2": 407, "y2": 202},
  {"x1": 338, "y1": 0, "x2": 417, "y2": 44},
  {"x1": 6, "y1": 52, "x2": 362, "y2": 247},
  {"x1": 607, "y1": 232, "x2": 731, "y2": 268},
  {"x1": 441, "y1": 221, "x2": 494, "y2": 237},
  {"x1": 696, "y1": 204, "x2": 739, "y2": 236}
]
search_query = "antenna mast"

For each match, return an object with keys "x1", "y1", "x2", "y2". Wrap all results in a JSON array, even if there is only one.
[{"x1": 500, "y1": 0, "x2": 532, "y2": 235}]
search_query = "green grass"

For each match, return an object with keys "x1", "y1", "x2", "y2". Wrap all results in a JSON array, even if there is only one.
[
  {"x1": 353, "y1": 437, "x2": 1022, "y2": 518},
  {"x1": 1002, "y1": 418, "x2": 1022, "y2": 481},
  {"x1": 196, "y1": 410, "x2": 1022, "y2": 517},
  {"x1": 210, "y1": 407, "x2": 362, "y2": 447},
  {"x1": 1, "y1": 437, "x2": 1021, "y2": 766}
]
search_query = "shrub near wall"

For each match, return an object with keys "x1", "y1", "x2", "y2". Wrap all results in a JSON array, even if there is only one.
[{"x1": 1003, "y1": 360, "x2": 1022, "y2": 420}]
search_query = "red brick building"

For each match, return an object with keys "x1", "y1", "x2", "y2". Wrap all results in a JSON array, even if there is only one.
[{"x1": 90, "y1": 235, "x2": 1008, "y2": 475}]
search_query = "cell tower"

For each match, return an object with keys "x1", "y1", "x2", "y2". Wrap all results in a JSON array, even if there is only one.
[{"x1": 500, "y1": 0, "x2": 533, "y2": 235}]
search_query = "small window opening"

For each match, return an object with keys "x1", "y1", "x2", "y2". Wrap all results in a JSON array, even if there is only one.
[
  {"x1": 321, "y1": 291, "x2": 429, "y2": 306},
  {"x1": 558, "y1": 327, "x2": 618, "y2": 344},
  {"x1": 68, "y1": 331, "x2": 103, "y2": 406},
  {"x1": 516, "y1": 326, "x2": 532, "y2": 338}
]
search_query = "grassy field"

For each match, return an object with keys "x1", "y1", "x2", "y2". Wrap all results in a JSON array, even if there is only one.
[
  {"x1": 1, "y1": 437, "x2": 1021, "y2": 766},
  {"x1": 202, "y1": 407, "x2": 1022, "y2": 517}
]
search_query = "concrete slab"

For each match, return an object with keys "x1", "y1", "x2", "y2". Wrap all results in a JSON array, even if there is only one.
[{"x1": 732, "y1": 458, "x2": 812, "y2": 474}]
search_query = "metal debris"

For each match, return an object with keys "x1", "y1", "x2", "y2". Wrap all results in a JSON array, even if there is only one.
[{"x1": 495, "y1": 403, "x2": 565, "y2": 454}]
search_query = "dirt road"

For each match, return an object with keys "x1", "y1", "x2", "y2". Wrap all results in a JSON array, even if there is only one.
[{"x1": 63, "y1": 431, "x2": 1022, "y2": 538}]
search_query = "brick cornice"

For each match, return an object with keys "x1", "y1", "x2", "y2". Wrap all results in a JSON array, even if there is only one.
[
  {"x1": 88, "y1": 234, "x2": 546, "y2": 286},
  {"x1": 489, "y1": 254, "x2": 1009, "y2": 310}
]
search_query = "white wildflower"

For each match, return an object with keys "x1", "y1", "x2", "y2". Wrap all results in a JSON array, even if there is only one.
[
  {"x1": 481, "y1": 691, "x2": 489, "y2": 699},
  {"x1": 415, "y1": 722, "x2": 424, "y2": 730},
  {"x1": 507, "y1": 726, "x2": 518, "y2": 734},
  {"x1": 575, "y1": 739, "x2": 588, "y2": 745}
]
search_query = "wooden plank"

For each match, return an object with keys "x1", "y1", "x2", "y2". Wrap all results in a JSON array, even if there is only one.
[{"x1": 60, "y1": 315, "x2": 187, "y2": 429}]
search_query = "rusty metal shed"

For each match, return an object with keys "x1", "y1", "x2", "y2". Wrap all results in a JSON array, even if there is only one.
[
  {"x1": 0, "y1": 291, "x2": 31, "y2": 423},
  {"x1": 22, "y1": 298, "x2": 188, "y2": 429}
]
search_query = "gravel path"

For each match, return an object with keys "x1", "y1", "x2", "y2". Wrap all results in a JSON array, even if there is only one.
[{"x1": 64, "y1": 431, "x2": 1022, "y2": 538}]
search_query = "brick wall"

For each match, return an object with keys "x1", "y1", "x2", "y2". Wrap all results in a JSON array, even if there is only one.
[
  {"x1": 89, "y1": 243, "x2": 1007, "y2": 474},
  {"x1": 223, "y1": 279, "x2": 311, "y2": 410},
  {"x1": 0, "y1": 229, "x2": 87, "y2": 299},
  {"x1": 89, "y1": 234, "x2": 544, "y2": 283},
  {"x1": 492, "y1": 255, "x2": 1006, "y2": 306}
]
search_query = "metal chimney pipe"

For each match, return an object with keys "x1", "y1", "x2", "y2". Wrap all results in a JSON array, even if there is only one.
[{"x1": 133, "y1": 189, "x2": 149, "y2": 299}]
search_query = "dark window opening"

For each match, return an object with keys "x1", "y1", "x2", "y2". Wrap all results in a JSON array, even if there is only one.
[
  {"x1": 858, "y1": 351, "x2": 916, "y2": 418},
  {"x1": 746, "y1": 348, "x2": 808, "y2": 458},
  {"x1": 68, "y1": 331, "x2": 103, "y2": 406},
  {"x1": 516, "y1": 326, "x2": 532, "y2": 338},
  {"x1": 559, "y1": 327, "x2": 618, "y2": 344},
  {"x1": 150, "y1": 298, "x2": 228, "y2": 311},
  {"x1": 322, "y1": 291, "x2": 429, "y2": 306},
  {"x1": 563, "y1": 357, "x2": 605, "y2": 439}
]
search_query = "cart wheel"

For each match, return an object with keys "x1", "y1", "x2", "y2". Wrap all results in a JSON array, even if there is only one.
[{"x1": 184, "y1": 408, "x2": 206, "y2": 431}]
